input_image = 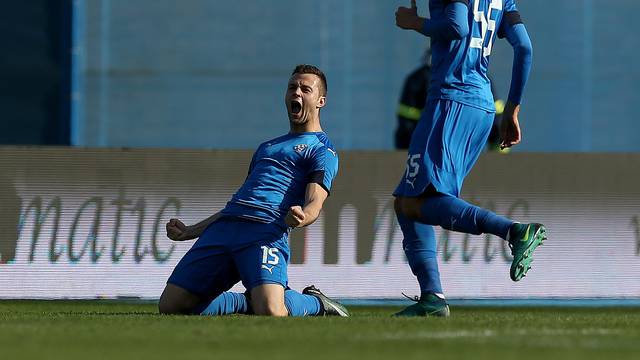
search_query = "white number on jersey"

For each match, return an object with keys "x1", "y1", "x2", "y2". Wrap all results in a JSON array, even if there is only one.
[{"x1": 469, "y1": 0, "x2": 503, "y2": 57}]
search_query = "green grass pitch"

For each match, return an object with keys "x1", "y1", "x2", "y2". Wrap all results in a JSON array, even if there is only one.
[{"x1": 1, "y1": 301, "x2": 639, "y2": 360}]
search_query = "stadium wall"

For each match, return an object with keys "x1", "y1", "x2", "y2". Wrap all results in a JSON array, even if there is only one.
[
  {"x1": 72, "y1": 0, "x2": 640, "y2": 151},
  {"x1": 1, "y1": 147, "x2": 639, "y2": 300}
]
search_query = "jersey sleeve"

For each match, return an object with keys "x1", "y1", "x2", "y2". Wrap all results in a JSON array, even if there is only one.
[
  {"x1": 502, "y1": 23, "x2": 532, "y2": 104},
  {"x1": 497, "y1": 0, "x2": 522, "y2": 39},
  {"x1": 503, "y1": 0, "x2": 518, "y2": 12},
  {"x1": 421, "y1": 1, "x2": 469, "y2": 40},
  {"x1": 307, "y1": 146, "x2": 339, "y2": 195}
]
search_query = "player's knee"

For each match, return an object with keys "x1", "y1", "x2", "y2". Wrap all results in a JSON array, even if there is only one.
[
  {"x1": 393, "y1": 197, "x2": 403, "y2": 215},
  {"x1": 158, "y1": 297, "x2": 187, "y2": 315},
  {"x1": 158, "y1": 284, "x2": 200, "y2": 315},
  {"x1": 252, "y1": 299, "x2": 288, "y2": 317}
]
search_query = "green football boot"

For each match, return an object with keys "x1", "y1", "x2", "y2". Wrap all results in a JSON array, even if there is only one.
[
  {"x1": 508, "y1": 223, "x2": 547, "y2": 281},
  {"x1": 393, "y1": 293, "x2": 450, "y2": 317}
]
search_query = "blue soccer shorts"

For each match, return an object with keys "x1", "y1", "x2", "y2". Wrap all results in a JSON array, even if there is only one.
[
  {"x1": 394, "y1": 99, "x2": 494, "y2": 198},
  {"x1": 167, "y1": 217, "x2": 290, "y2": 300}
]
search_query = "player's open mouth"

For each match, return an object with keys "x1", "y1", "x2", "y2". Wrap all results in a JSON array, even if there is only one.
[{"x1": 291, "y1": 100, "x2": 302, "y2": 115}]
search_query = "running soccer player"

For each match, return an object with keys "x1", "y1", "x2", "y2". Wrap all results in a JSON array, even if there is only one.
[
  {"x1": 393, "y1": 0, "x2": 545, "y2": 316},
  {"x1": 158, "y1": 64, "x2": 348, "y2": 317}
]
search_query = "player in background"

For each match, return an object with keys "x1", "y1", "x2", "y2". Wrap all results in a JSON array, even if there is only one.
[
  {"x1": 395, "y1": 49, "x2": 431, "y2": 149},
  {"x1": 158, "y1": 64, "x2": 348, "y2": 317},
  {"x1": 393, "y1": 0, "x2": 544, "y2": 316}
]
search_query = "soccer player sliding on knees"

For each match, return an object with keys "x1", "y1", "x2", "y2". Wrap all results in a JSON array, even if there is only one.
[
  {"x1": 159, "y1": 65, "x2": 348, "y2": 317},
  {"x1": 393, "y1": 0, "x2": 544, "y2": 317}
]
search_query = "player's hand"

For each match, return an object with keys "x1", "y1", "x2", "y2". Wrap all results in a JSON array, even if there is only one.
[
  {"x1": 500, "y1": 102, "x2": 522, "y2": 149},
  {"x1": 396, "y1": 0, "x2": 422, "y2": 31},
  {"x1": 285, "y1": 206, "x2": 306, "y2": 228},
  {"x1": 166, "y1": 218, "x2": 189, "y2": 241}
]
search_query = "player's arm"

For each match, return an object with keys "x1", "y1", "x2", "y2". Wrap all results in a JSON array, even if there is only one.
[
  {"x1": 396, "y1": 0, "x2": 469, "y2": 40},
  {"x1": 285, "y1": 183, "x2": 328, "y2": 228},
  {"x1": 286, "y1": 145, "x2": 338, "y2": 228},
  {"x1": 498, "y1": 13, "x2": 533, "y2": 149},
  {"x1": 166, "y1": 212, "x2": 222, "y2": 241}
]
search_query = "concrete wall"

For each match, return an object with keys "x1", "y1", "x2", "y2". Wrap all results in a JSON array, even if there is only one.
[{"x1": 74, "y1": 0, "x2": 640, "y2": 151}]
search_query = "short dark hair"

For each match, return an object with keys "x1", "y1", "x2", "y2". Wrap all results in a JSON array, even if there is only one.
[{"x1": 291, "y1": 64, "x2": 327, "y2": 96}]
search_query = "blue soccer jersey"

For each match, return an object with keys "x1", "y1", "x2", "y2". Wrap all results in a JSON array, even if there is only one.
[
  {"x1": 221, "y1": 131, "x2": 339, "y2": 229},
  {"x1": 428, "y1": 0, "x2": 518, "y2": 112}
]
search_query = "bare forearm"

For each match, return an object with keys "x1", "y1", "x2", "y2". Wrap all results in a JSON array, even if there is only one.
[
  {"x1": 286, "y1": 183, "x2": 329, "y2": 228},
  {"x1": 185, "y1": 212, "x2": 222, "y2": 239}
]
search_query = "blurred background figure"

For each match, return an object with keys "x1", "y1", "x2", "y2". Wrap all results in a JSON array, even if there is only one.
[{"x1": 395, "y1": 49, "x2": 431, "y2": 150}]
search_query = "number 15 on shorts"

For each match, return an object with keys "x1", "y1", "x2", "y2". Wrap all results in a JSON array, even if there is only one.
[
  {"x1": 261, "y1": 246, "x2": 279, "y2": 274},
  {"x1": 405, "y1": 154, "x2": 421, "y2": 188}
]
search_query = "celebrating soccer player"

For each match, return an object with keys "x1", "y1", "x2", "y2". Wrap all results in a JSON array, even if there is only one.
[
  {"x1": 158, "y1": 65, "x2": 348, "y2": 317},
  {"x1": 393, "y1": 0, "x2": 545, "y2": 316}
]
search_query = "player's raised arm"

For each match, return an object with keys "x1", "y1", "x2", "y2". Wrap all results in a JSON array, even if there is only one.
[
  {"x1": 286, "y1": 143, "x2": 338, "y2": 229},
  {"x1": 395, "y1": 0, "x2": 469, "y2": 40},
  {"x1": 498, "y1": 11, "x2": 533, "y2": 149}
]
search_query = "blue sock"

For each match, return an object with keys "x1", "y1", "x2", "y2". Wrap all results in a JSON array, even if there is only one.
[
  {"x1": 397, "y1": 213, "x2": 443, "y2": 295},
  {"x1": 200, "y1": 292, "x2": 250, "y2": 316},
  {"x1": 284, "y1": 289, "x2": 321, "y2": 317},
  {"x1": 419, "y1": 193, "x2": 513, "y2": 239}
]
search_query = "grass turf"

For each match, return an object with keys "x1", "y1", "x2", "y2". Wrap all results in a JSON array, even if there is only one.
[{"x1": 1, "y1": 301, "x2": 639, "y2": 360}]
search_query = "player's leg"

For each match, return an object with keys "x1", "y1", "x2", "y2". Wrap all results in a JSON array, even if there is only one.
[
  {"x1": 159, "y1": 219, "x2": 241, "y2": 315},
  {"x1": 200, "y1": 291, "x2": 251, "y2": 316},
  {"x1": 202, "y1": 285, "x2": 348, "y2": 317},
  {"x1": 158, "y1": 283, "x2": 203, "y2": 315},
  {"x1": 392, "y1": 99, "x2": 454, "y2": 316},
  {"x1": 392, "y1": 210, "x2": 449, "y2": 317},
  {"x1": 396, "y1": 192, "x2": 513, "y2": 239},
  {"x1": 396, "y1": 210, "x2": 442, "y2": 295},
  {"x1": 159, "y1": 249, "x2": 240, "y2": 314},
  {"x1": 232, "y1": 221, "x2": 346, "y2": 316},
  {"x1": 234, "y1": 238, "x2": 323, "y2": 317},
  {"x1": 395, "y1": 100, "x2": 545, "y2": 281},
  {"x1": 250, "y1": 283, "x2": 287, "y2": 316},
  {"x1": 400, "y1": 194, "x2": 546, "y2": 281},
  {"x1": 246, "y1": 284, "x2": 349, "y2": 317},
  {"x1": 396, "y1": 99, "x2": 513, "y2": 236},
  {"x1": 159, "y1": 252, "x2": 240, "y2": 315}
]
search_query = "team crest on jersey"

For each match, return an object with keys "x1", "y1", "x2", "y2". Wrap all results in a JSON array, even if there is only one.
[{"x1": 293, "y1": 144, "x2": 308, "y2": 153}]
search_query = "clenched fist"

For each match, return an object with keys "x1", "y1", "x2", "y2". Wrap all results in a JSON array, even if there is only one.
[
  {"x1": 285, "y1": 206, "x2": 307, "y2": 228},
  {"x1": 166, "y1": 218, "x2": 189, "y2": 241},
  {"x1": 396, "y1": 0, "x2": 422, "y2": 31}
]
